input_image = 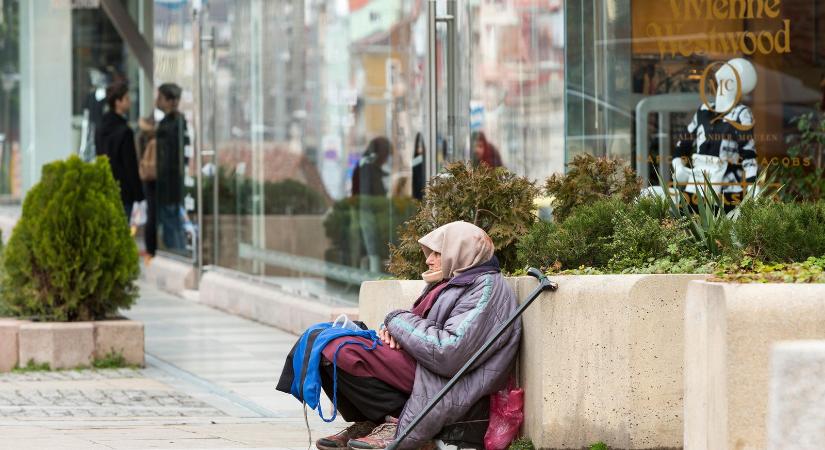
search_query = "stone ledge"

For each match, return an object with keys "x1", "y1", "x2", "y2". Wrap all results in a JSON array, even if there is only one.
[
  {"x1": 684, "y1": 281, "x2": 825, "y2": 450},
  {"x1": 1, "y1": 320, "x2": 145, "y2": 372},
  {"x1": 0, "y1": 319, "x2": 27, "y2": 372},
  {"x1": 767, "y1": 340, "x2": 825, "y2": 450},
  {"x1": 199, "y1": 271, "x2": 358, "y2": 336},
  {"x1": 94, "y1": 320, "x2": 144, "y2": 366},
  {"x1": 360, "y1": 274, "x2": 706, "y2": 449},
  {"x1": 141, "y1": 255, "x2": 197, "y2": 295},
  {"x1": 18, "y1": 322, "x2": 95, "y2": 370}
]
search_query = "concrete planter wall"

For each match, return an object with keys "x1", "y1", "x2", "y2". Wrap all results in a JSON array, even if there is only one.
[
  {"x1": 360, "y1": 274, "x2": 706, "y2": 449},
  {"x1": 684, "y1": 281, "x2": 825, "y2": 450},
  {"x1": 0, "y1": 319, "x2": 144, "y2": 371}
]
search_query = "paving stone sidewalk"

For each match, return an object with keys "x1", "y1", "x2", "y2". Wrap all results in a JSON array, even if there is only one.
[{"x1": 0, "y1": 282, "x2": 342, "y2": 449}]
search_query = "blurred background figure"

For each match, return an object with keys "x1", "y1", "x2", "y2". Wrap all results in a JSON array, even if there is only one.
[
  {"x1": 352, "y1": 136, "x2": 392, "y2": 272},
  {"x1": 154, "y1": 83, "x2": 189, "y2": 252},
  {"x1": 96, "y1": 81, "x2": 144, "y2": 220},
  {"x1": 472, "y1": 131, "x2": 503, "y2": 168}
]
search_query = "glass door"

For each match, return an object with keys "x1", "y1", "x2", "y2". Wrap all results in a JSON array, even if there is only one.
[{"x1": 425, "y1": 0, "x2": 566, "y2": 181}]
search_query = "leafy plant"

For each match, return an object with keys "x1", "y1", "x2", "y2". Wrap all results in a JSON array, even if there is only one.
[
  {"x1": 389, "y1": 162, "x2": 539, "y2": 278},
  {"x1": 517, "y1": 198, "x2": 625, "y2": 271},
  {"x1": 200, "y1": 167, "x2": 328, "y2": 215},
  {"x1": 777, "y1": 109, "x2": 825, "y2": 202},
  {"x1": 13, "y1": 359, "x2": 50, "y2": 373},
  {"x1": 545, "y1": 154, "x2": 641, "y2": 222},
  {"x1": 590, "y1": 442, "x2": 609, "y2": 450},
  {"x1": 93, "y1": 350, "x2": 134, "y2": 369},
  {"x1": 324, "y1": 196, "x2": 419, "y2": 273},
  {"x1": 1, "y1": 156, "x2": 139, "y2": 321},
  {"x1": 734, "y1": 200, "x2": 825, "y2": 262},
  {"x1": 508, "y1": 437, "x2": 535, "y2": 450},
  {"x1": 714, "y1": 256, "x2": 825, "y2": 283},
  {"x1": 606, "y1": 200, "x2": 702, "y2": 272}
]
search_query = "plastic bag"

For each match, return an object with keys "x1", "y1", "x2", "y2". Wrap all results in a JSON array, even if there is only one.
[
  {"x1": 484, "y1": 381, "x2": 524, "y2": 450},
  {"x1": 130, "y1": 201, "x2": 147, "y2": 228}
]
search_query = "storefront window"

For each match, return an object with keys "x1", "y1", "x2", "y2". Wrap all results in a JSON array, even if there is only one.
[{"x1": 566, "y1": 0, "x2": 825, "y2": 204}]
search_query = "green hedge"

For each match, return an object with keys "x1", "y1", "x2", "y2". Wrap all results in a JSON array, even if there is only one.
[{"x1": 1, "y1": 156, "x2": 139, "y2": 321}]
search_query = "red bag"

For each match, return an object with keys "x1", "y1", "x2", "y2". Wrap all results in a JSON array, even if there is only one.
[{"x1": 484, "y1": 381, "x2": 524, "y2": 450}]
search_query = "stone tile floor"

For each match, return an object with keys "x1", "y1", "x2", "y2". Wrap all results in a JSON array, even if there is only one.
[{"x1": 0, "y1": 283, "x2": 342, "y2": 449}]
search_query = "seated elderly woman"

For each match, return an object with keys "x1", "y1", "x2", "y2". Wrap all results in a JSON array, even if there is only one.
[{"x1": 277, "y1": 221, "x2": 521, "y2": 450}]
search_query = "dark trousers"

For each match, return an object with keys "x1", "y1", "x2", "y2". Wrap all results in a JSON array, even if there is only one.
[
  {"x1": 144, "y1": 181, "x2": 157, "y2": 256},
  {"x1": 319, "y1": 362, "x2": 408, "y2": 423}
]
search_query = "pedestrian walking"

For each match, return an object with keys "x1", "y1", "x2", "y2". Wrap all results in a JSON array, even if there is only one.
[{"x1": 96, "y1": 81, "x2": 145, "y2": 220}]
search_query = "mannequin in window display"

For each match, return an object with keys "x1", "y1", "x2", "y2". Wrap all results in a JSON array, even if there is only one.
[{"x1": 672, "y1": 58, "x2": 758, "y2": 207}]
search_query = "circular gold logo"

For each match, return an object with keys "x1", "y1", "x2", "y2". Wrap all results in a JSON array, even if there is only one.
[{"x1": 699, "y1": 61, "x2": 753, "y2": 132}]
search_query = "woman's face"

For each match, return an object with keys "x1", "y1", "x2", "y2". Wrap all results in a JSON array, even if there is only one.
[{"x1": 426, "y1": 251, "x2": 442, "y2": 272}]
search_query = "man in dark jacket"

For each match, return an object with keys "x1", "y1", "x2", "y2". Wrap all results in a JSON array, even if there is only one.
[
  {"x1": 96, "y1": 81, "x2": 145, "y2": 219},
  {"x1": 154, "y1": 83, "x2": 189, "y2": 251}
]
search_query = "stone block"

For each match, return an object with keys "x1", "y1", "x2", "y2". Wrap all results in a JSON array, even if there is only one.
[
  {"x1": 199, "y1": 271, "x2": 356, "y2": 335},
  {"x1": 94, "y1": 320, "x2": 144, "y2": 367},
  {"x1": 767, "y1": 340, "x2": 825, "y2": 450},
  {"x1": 0, "y1": 319, "x2": 25, "y2": 372},
  {"x1": 685, "y1": 281, "x2": 825, "y2": 450},
  {"x1": 18, "y1": 322, "x2": 94, "y2": 369},
  {"x1": 141, "y1": 255, "x2": 197, "y2": 295},
  {"x1": 359, "y1": 274, "x2": 705, "y2": 449}
]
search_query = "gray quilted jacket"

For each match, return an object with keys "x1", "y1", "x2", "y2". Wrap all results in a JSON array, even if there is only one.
[{"x1": 384, "y1": 263, "x2": 521, "y2": 449}]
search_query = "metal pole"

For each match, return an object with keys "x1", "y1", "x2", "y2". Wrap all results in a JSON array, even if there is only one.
[
  {"x1": 386, "y1": 268, "x2": 558, "y2": 450},
  {"x1": 194, "y1": 7, "x2": 205, "y2": 277},
  {"x1": 426, "y1": 0, "x2": 438, "y2": 183}
]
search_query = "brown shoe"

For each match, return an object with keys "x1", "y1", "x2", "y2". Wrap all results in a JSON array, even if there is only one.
[
  {"x1": 316, "y1": 421, "x2": 377, "y2": 450},
  {"x1": 347, "y1": 417, "x2": 399, "y2": 449}
]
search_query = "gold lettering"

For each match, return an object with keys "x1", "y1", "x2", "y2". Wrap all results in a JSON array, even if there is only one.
[
  {"x1": 803, "y1": 158, "x2": 812, "y2": 167},
  {"x1": 741, "y1": 32, "x2": 758, "y2": 55},
  {"x1": 686, "y1": 0, "x2": 703, "y2": 19},
  {"x1": 764, "y1": 0, "x2": 781, "y2": 18},
  {"x1": 728, "y1": 0, "x2": 748, "y2": 18},
  {"x1": 775, "y1": 20, "x2": 791, "y2": 53},
  {"x1": 712, "y1": 0, "x2": 728, "y2": 19},
  {"x1": 792, "y1": 157, "x2": 800, "y2": 167},
  {"x1": 757, "y1": 31, "x2": 774, "y2": 54}
]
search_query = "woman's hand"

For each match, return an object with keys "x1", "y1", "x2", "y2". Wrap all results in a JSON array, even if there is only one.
[{"x1": 378, "y1": 327, "x2": 402, "y2": 350}]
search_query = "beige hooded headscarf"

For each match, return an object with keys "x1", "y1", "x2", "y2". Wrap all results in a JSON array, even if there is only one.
[{"x1": 418, "y1": 221, "x2": 495, "y2": 283}]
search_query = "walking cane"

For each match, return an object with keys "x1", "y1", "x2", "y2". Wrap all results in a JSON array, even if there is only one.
[{"x1": 385, "y1": 268, "x2": 558, "y2": 450}]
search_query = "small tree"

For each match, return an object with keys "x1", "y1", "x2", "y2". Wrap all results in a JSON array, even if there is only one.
[
  {"x1": 545, "y1": 154, "x2": 641, "y2": 222},
  {"x1": 388, "y1": 162, "x2": 539, "y2": 278},
  {"x1": 1, "y1": 156, "x2": 139, "y2": 321}
]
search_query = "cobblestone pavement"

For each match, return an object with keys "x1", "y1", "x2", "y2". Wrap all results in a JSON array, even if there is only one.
[
  {"x1": 0, "y1": 369, "x2": 224, "y2": 418},
  {"x1": 0, "y1": 283, "x2": 343, "y2": 449}
]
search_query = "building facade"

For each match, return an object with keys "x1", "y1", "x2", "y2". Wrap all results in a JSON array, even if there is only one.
[{"x1": 2, "y1": 0, "x2": 823, "y2": 305}]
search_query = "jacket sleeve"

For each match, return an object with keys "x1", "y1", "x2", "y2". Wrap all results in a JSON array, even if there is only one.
[{"x1": 384, "y1": 275, "x2": 503, "y2": 378}]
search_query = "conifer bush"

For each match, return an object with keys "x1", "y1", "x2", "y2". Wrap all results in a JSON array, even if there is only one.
[
  {"x1": 1, "y1": 156, "x2": 139, "y2": 321},
  {"x1": 388, "y1": 162, "x2": 539, "y2": 278}
]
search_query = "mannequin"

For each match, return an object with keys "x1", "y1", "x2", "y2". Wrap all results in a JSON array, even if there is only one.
[{"x1": 673, "y1": 58, "x2": 758, "y2": 198}]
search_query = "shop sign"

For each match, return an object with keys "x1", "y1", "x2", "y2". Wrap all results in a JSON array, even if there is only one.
[{"x1": 646, "y1": 0, "x2": 791, "y2": 57}]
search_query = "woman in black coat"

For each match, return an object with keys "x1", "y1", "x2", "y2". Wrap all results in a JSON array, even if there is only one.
[{"x1": 96, "y1": 81, "x2": 145, "y2": 219}]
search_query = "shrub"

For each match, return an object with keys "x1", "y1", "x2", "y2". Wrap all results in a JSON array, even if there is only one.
[
  {"x1": 388, "y1": 162, "x2": 539, "y2": 278},
  {"x1": 508, "y1": 437, "x2": 535, "y2": 450},
  {"x1": 518, "y1": 198, "x2": 624, "y2": 271},
  {"x1": 1, "y1": 156, "x2": 139, "y2": 321},
  {"x1": 606, "y1": 201, "x2": 701, "y2": 272},
  {"x1": 776, "y1": 109, "x2": 825, "y2": 202},
  {"x1": 324, "y1": 195, "x2": 419, "y2": 273},
  {"x1": 200, "y1": 168, "x2": 328, "y2": 215},
  {"x1": 545, "y1": 154, "x2": 640, "y2": 222},
  {"x1": 734, "y1": 200, "x2": 825, "y2": 262}
]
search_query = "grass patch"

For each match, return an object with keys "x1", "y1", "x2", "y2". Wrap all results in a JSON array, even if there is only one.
[
  {"x1": 590, "y1": 442, "x2": 609, "y2": 450},
  {"x1": 93, "y1": 350, "x2": 138, "y2": 369},
  {"x1": 13, "y1": 359, "x2": 51, "y2": 372},
  {"x1": 8, "y1": 351, "x2": 138, "y2": 373},
  {"x1": 508, "y1": 437, "x2": 535, "y2": 450}
]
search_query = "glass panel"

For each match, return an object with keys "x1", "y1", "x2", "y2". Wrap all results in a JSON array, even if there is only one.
[
  {"x1": 154, "y1": 0, "x2": 196, "y2": 259},
  {"x1": 442, "y1": 0, "x2": 566, "y2": 179},
  {"x1": 566, "y1": 0, "x2": 825, "y2": 204},
  {"x1": 197, "y1": 0, "x2": 426, "y2": 304},
  {"x1": 0, "y1": 0, "x2": 20, "y2": 198}
]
